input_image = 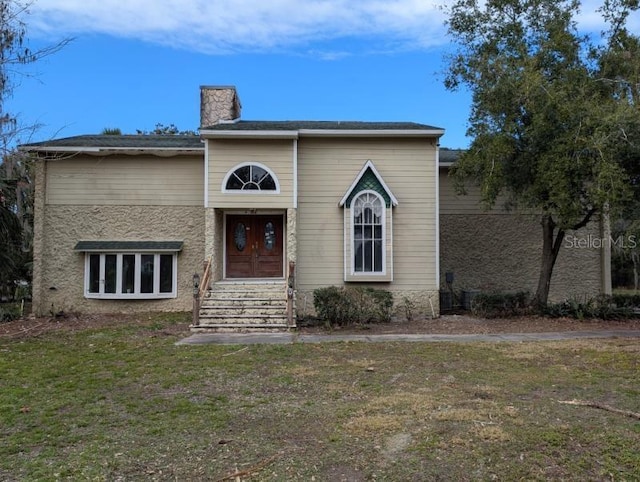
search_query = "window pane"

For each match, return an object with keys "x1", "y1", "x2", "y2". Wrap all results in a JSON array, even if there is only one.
[
  {"x1": 243, "y1": 182, "x2": 260, "y2": 190},
  {"x1": 122, "y1": 255, "x2": 136, "y2": 294},
  {"x1": 160, "y1": 255, "x2": 173, "y2": 293},
  {"x1": 364, "y1": 226, "x2": 373, "y2": 240},
  {"x1": 364, "y1": 207, "x2": 372, "y2": 224},
  {"x1": 374, "y1": 240, "x2": 383, "y2": 272},
  {"x1": 235, "y1": 166, "x2": 250, "y2": 183},
  {"x1": 354, "y1": 225, "x2": 363, "y2": 240},
  {"x1": 364, "y1": 241, "x2": 373, "y2": 272},
  {"x1": 105, "y1": 255, "x2": 117, "y2": 293},
  {"x1": 89, "y1": 254, "x2": 100, "y2": 293},
  {"x1": 141, "y1": 254, "x2": 154, "y2": 294},
  {"x1": 251, "y1": 166, "x2": 267, "y2": 184},
  {"x1": 260, "y1": 175, "x2": 276, "y2": 190},
  {"x1": 226, "y1": 174, "x2": 243, "y2": 190},
  {"x1": 374, "y1": 226, "x2": 382, "y2": 239},
  {"x1": 354, "y1": 240, "x2": 363, "y2": 272}
]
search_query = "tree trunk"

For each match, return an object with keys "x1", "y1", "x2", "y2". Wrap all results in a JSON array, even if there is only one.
[
  {"x1": 533, "y1": 214, "x2": 565, "y2": 307},
  {"x1": 632, "y1": 252, "x2": 639, "y2": 291}
]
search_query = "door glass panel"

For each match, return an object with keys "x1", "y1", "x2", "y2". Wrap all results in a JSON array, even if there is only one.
[
  {"x1": 105, "y1": 255, "x2": 117, "y2": 293},
  {"x1": 122, "y1": 255, "x2": 136, "y2": 294},
  {"x1": 141, "y1": 255, "x2": 154, "y2": 293},
  {"x1": 264, "y1": 221, "x2": 275, "y2": 251},
  {"x1": 234, "y1": 223, "x2": 247, "y2": 251}
]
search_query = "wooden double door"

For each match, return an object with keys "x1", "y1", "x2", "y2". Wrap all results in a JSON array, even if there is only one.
[{"x1": 226, "y1": 214, "x2": 284, "y2": 278}]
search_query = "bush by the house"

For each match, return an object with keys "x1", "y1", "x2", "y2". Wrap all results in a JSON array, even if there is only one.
[
  {"x1": 0, "y1": 303, "x2": 22, "y2": 322},
  {"x1": 544, "y1": 295, "x2": 636, "y2": 320},
  {"x1": 470, "y1": 291, "x2": 531, "y2": 318},
  {"x1": 609, "y1": 293, "x2": 640, "y2": 309},
  {"x1": 313, "y1": 286, "x2": 394, "y2": 326}
]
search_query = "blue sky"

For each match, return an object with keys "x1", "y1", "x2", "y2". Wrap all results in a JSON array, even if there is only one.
[{"x1": 6, "y1": 0, "x2": 637, "y2": 149}]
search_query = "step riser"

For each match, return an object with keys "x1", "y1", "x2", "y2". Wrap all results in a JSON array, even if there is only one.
[
  {"x1": 198, "y1": 318, "x2": 288, "y2": 325},
  {"x1": 195, "y1": 282, "x2": 294, "y2": 331},
  {"x1": 202, "y1": 299, "x2": 287, "y2": 306},
  {"x1": 191, "y1": 326, "x2": 289, "y2": 333}
]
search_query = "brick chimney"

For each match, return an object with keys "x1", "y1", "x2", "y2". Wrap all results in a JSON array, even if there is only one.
[{"x1": 200, "y1": 86, "x2": 242, "y2": 127}]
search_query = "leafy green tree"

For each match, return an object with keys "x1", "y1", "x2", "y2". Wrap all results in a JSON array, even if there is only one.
[
  {"x1": 444, "y1": 0, "x2": 640, "y2": 306},
  {"x1": 136, "y1": 123, "x2": 196, "y2": 136},
  {"x1": 101, "y1": 127, "x2": 122, "y2": 135},
  {"x1": 0, "y1": 1, "x2": 70, "y2": 293}
]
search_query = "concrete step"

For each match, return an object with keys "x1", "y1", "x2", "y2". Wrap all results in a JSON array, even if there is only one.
[
  {"x1": 191, "y1": 324, "x2": 290, "y2": 333},
  {"x1": 194, "y1": 280, "x2": 294, "y2": 332},
  {"x1": 200, "y1": 303, "x2": 286, "y2": 310}
]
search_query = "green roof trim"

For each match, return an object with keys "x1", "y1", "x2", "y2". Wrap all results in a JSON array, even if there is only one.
[
  {"x1": 345, "y1": 168, "x2": 392, "y2": 208},
  {"x1": 74, "y1": 241, "x2": 184, "y2": 252},
  {"x1": 340, "y1": 160, "x2": 398, "y2": 208}
]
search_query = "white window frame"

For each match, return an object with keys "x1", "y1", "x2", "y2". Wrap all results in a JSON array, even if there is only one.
[
  {"x1": 350, "y1": 190, "x2": 387, "y2": 277},
  {"x1": 221, "y1": 161, "x2": 281, "y2": 194},
  {"x1": 84, "y1": 252, "x2": 178, "y2": 299}
]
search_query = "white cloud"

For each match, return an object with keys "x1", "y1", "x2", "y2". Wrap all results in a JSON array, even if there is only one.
[{"x1": 28, "y1": 0, "x2": 447, "y2": 55}]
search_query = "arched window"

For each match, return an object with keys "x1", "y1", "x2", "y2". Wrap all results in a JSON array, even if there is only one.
[
  {"x1": 352, "y1": 191, "x2": 385, "y2": 273},
  {"x1": 223, "y1": 163, "x2": 279, "y2": 193},
  {"x1": 340, "y1": 161, "x2": 396, "y2": 281}
]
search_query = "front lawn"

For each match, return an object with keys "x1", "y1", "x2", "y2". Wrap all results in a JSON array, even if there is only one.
[{"x1": 1, "y1": 315, "x2": 638, "y2": 480}]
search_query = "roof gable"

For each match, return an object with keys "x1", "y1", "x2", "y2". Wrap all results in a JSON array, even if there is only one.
[{"x1": 339, "y1": 160, "x2": 398, "y2": 208}]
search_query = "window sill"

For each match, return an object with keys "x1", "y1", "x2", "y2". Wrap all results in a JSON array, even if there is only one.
[
  {"x1": 85, "y1": 293, "x2": 177, "y2": 300},
  {"x1": 345, "y1": 273, "x2": 392, "y2": 283}
]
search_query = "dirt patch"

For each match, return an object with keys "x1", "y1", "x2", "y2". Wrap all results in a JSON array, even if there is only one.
[
  {"x1": 0, "y1": 312, "x2": 191, "y2": 339},
  {"x1": 299, "y1": 314, "x2": 640, "y2": 335},
  {"x1": 1, "y1": 312, "x2": 639, "y2": 339}
]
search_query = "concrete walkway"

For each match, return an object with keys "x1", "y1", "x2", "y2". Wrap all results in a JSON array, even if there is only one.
[{"x1": 176, "y1": 330, "x2": 640, "y2": 346}]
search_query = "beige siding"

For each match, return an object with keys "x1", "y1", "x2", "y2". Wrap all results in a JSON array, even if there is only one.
[
  {"x1": 208, "y1": 139, "x2": 294, "y2": 209},
  {"x1": 45, "y1": 155, "x2": 204, "y2": 206},
  {"x1": 296, "y1": 137, "x2": 439, "y2": 293},
  {"x1": 439, "y1": 168, "x2": 511, "y2": 215}
]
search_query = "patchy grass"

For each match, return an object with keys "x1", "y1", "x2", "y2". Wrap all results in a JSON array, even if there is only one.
[{"x1": 1, "y1": 318, "x2": 639, "y2": 481}]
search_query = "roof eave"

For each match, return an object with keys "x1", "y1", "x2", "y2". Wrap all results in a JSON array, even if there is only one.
[
  {"x1": 20, "y1": 146, "x2": 204, "y2": 156},
  {"x1": 299, "y1": 129, "x2": 445, "y2": 138},
  {"x1": 200, "y1": 130, "x2": 299, "y2": 139}
]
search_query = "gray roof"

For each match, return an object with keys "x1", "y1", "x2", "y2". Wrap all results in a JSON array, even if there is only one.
[
  {"x1": 202, "y1": 120, "x2": 443, "y2": 131},
  {"x1": 21, "y1": 135, "x2": 203, "y2": 150},
  {"x1": 74, "y1": 241, "x2": 184, "y2": 252},
  {"x1": 440, "y1": 148, "x2": 464, "y2": 164}
]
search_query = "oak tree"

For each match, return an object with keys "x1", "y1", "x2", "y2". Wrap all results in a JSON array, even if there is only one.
[
  {"x1": 444, "y1": 0, "x2": 640, "y2": 305},
  {"x1": 0, "y1": 1, "x2": 70, "y2": 291}
]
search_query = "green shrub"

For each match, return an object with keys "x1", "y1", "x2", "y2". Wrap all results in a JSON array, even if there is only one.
[
  {"x1": 0, "y1": 303, "x2": 22, "y2": 322},
  {"x1": 544, "y1": 295, "x2": 636, "y2": 320},
  {"x1": 609, "y1": 293, "x2": 640, "y2": 308},
  {"x1": 313, "y1": 286, "x2": 394, "y2": 326},
  {"x1": 470, "y1": 291, "x2": 531, "y2": 318}
]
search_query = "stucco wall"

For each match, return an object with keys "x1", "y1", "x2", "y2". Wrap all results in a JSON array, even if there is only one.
[
  {"x1": 34, "y1": 205, "x2": 204, "y2": 315},
  {"x1": 440, "y1": 214, "x2": 603, "y2": 302}
]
